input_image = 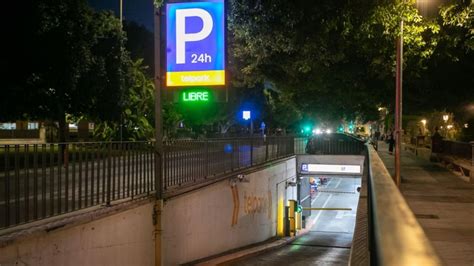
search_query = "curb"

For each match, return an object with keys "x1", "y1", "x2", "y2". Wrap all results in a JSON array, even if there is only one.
[{"x1": 194, "y1": 215, "x2": 318, "y2": 265}]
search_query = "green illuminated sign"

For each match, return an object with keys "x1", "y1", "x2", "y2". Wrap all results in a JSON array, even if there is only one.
[
  {"x1": 296, "y1": 204, "x2": 303, "y2": 213},
  {"x1": 182, "y1": 91, "x2": 209, "y2": 102}
]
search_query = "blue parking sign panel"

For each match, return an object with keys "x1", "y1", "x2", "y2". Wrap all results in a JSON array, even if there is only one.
[
  {"x1": 166, "y1": 0, "x2": 226, "y2": 87},
  {"x1": 301, "y1": 163, "x2": 308, "y2": 172}
]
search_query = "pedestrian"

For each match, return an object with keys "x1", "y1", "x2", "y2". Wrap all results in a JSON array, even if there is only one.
[
  {"x1": 388, "y1": 130, "x2": 395, "y2": 155},
  {"x1": 375, "y1": 130, "x2": 381, "y2": 141}
]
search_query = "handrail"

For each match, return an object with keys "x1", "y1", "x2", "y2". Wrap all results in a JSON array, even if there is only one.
[{"x1": 367, "y1": 145, "x2": 441, "y2": 265}]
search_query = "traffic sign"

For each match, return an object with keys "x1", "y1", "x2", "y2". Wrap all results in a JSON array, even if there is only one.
[{"x1": 166, "y1": 0, "x2": 226, "y2": 87}]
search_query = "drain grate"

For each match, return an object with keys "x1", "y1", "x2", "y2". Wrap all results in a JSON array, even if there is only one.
[{"x1": 415, "y1": 214, "x2": 439, "y2": 219}]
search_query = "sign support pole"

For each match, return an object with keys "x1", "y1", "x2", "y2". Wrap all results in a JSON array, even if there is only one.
[{"x1": 154, "y1": 5, "x2": 163, "y2": 266}]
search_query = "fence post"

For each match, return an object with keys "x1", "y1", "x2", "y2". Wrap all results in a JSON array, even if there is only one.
[
  {"x1": 205, "y1": 140, "x2": 209, "y2": 177},
  {"x1": 470, "y1": 141, "x2": 474, "y2": 184},
  {"x1": 265, "y1": 137, "x2": 269, "y2": 161},
  {"x1": 250, "y1": 138, "x2": 254, "y2": 166},
  {"x1": 231, "y1": 140, "x2": 235, "y2": 171},
  {"x1": 106, "y1": 143, "x2": 112, "y2": 206}
]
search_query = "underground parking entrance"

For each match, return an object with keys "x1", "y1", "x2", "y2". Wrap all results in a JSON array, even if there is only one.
[{"x1": 228, "y1": 154, "x2": 364, "y2": 265}]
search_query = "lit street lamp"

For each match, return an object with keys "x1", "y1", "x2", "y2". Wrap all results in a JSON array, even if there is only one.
[
  {"x1": 420, "y1": 119, "x2": 427, "y2": 135},
  {"x1": 443, "y1": 114, "x2": 449, "y2": 123}
]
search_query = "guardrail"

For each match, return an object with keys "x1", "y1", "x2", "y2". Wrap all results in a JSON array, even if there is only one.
[
  {"x1": 295, "y1": 134, "x2": 366, "y2": 155},
  {"x1": 0, "y1": 137, "x2": 294, "y2": 229}
]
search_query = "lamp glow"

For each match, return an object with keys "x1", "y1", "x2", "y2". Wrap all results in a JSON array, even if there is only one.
[{"x1": 443, "y1": 115, "x2": 449, "y2": 122}]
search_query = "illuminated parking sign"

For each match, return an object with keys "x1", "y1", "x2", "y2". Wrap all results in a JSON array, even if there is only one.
[{"x1": 166, "y1": 0, "x2": 225, "y2": 87}]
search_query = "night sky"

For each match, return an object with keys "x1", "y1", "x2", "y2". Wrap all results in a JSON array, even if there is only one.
[{"x1": 88, "y1": 0, "x2": 154, "y2": 30}]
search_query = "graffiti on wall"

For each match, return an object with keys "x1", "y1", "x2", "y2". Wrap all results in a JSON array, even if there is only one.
[{"x1": 231, "y1": 185, "x2": 273, "y2": 226}]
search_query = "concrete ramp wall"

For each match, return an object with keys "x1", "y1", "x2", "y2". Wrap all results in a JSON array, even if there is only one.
[
  {"x1": 162, "y1": 157, "x2": 296, "y2": 265},
  {"x1": 0, "y1": 201, "x2": 155, "y2": 266}
]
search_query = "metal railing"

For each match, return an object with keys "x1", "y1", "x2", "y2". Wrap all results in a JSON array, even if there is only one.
[
  {"x1": 1, "y1": 137, "x2": 294, "y2": 229},
  {"x1": 0, "y1": 142, "x2": 155, "y2": 229},
  {"x1": 0, "y1": 129, "x2": 40, "y2": 139},
  {"x1": 163, "y1": 136, "x2": 294, "y2": 189},
  {"x1": 441, "y1": 140, "x2": 473, "y2": 161},
  {"x1": 295, "y1": 134, "x2": 366, "y2": 155}
]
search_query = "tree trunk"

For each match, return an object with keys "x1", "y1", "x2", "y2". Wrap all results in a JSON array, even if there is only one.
[
  {"x1": 57, "y1": 110, "x2": 68, "y2": 166},
  {"x1": 58, "y1": 112, "x2": 68, "y2": 143}
]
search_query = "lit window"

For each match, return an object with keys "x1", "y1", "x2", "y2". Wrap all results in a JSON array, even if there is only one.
[
  {"x1": 0, "y1": 123, "x2": 16, "y2": 130},
  {"x1": 28, "y1": 122, "x2": 39, "y2": 130}
]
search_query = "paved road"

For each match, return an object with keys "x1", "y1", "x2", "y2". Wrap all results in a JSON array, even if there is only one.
[
  {"x1": 377, "y1": 141, "x2": 474, "y2": 266},
  {"x1": 229, "y1": 176, "x2": 361, "y2": 266}
]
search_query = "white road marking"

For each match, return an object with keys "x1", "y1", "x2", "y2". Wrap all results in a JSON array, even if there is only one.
[
  {"x1": 326, "y1": 178, "x2": 333, "y2": 187},
  {"x1": 301, "y1": 195, "x2": 310, "y2": 203},
  {"x1": 335, "y1": 178, "x2": 342, "y2": 189},
  {"x1": 311, "y1": 192, "x2": 322, "y2": 205},
  {"x1": 335, "y1": 211, "x2": 344, "y2": 219},
  {"x1": 313, "y1": 194, "x2": 333, "y2": 224}
]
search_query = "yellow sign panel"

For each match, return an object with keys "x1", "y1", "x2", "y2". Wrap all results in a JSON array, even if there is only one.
[{"x1": 166, "y1": 70, "x2": 225, "y2": 87}]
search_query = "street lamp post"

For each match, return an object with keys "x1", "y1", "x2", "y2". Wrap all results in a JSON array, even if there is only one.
[
  {"x1": 118, "y1": 0, "x2": 124, "y2": 141},
  {"x1": 120, "y1": 0, "x2": 123, "y2": 23},
  {"x1": 394, "y1": 16, "x2": 404, "y2": 187}
]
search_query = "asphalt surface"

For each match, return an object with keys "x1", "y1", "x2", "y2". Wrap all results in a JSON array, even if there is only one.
[{"x1": 228, "y1": 176, "x2": 361, "y2": 266}]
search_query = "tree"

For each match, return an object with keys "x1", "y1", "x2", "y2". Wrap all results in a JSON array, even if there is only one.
[
  {"x1": 231, "y1": 0, "x2": 473, "y2": 128},
  {"x1": 2, "y1": 0, "x2": 127, "y2": 143},
  {"x1": 439, "y1": 0, "x2": 473, "y2": 52}
]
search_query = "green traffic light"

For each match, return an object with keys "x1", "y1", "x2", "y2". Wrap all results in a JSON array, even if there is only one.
[{"x1": 296, "y1": 205, "x2": 303, "y2": 213}]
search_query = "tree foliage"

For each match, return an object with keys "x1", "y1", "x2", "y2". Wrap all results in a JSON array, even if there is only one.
[
  {"x1": 2, "y1": 0, "x2": 127, "y2": 142},
  {"x1": 229, "y1": 0, "x2": 472, "y2": 127}
]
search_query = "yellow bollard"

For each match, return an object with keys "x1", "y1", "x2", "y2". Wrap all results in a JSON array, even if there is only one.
[{"x1": 288, "y1": 200, "x2": 297, "y2": 236}]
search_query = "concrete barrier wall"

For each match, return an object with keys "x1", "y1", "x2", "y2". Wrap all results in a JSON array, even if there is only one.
[
  {"x1": 162, "y1": 158, "x2": 296, "y2": 265},
  {"x1": 0, "y1": 202, "x2": 155, "y2": 266},
  {"x1": 0, "y1": 158, "x2": 296, "y2": 266}
]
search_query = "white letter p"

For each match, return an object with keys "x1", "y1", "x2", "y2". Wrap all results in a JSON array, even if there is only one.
[{"x1": 176, "y1": 8, "x2": 213, "y2": 64}]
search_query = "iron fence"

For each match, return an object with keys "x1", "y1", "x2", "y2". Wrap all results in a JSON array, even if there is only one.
[
  {"x1": 295, "y1": 134, "x2": 366, "y2": 155},
  {"x1": 441, "y1": 140, "x2": 473, "y2": 160},
  {"x1": 0, "y1": 129, "x2": 40, "y2": 139},
  {"x1": 1, "y1": 137, "x2": 294, "y2": 229},
  {"x1": 163, "y1": 136, "x2": 294, "y2": 189},
  {"x1": 0, "y1": 142, "x2": 155, "y2": 229}
]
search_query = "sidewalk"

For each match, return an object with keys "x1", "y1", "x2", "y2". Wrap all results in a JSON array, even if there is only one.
[{"x1": 377, "y1": 141, "x2": 474, "y2": 266}]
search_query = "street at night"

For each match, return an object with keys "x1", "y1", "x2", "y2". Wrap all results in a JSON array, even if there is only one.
[{"x1": 1, "y1": 0, "x2": 473, "y2": 265}]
